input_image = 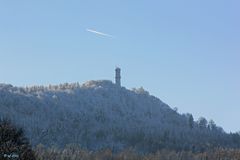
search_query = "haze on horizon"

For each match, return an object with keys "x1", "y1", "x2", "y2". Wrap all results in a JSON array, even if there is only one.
[{"x1": 0, "y1": 0, "x2": 239, "y2": 132}]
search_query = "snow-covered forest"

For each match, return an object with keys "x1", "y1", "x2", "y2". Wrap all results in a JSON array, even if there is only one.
[{"x1": 0, "y1": 80, "x2": 239, "y2": 153}]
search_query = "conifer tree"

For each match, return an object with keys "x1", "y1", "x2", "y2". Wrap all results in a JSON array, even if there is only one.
[{"x1": 0, "y1": 119, "x2": 35, "y2": 160}]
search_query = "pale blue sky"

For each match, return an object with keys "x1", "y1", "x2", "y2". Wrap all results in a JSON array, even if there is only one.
[{"x1": 0, "y1": 0, "x2": 239, "y2": 132}]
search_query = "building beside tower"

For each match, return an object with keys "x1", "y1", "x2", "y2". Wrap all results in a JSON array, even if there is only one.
[{"x1": 115, "y1": 67, "x2": 121, "y2": 87}]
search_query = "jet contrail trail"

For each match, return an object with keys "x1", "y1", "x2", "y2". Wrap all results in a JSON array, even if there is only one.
[{"x1": 86, "y1": 28, "x2": 114, "y2": 38}]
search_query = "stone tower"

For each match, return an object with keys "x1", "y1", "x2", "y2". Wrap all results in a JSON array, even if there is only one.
[{"x1": 115, "y1": 67, "x2": 121, "y2": 86}]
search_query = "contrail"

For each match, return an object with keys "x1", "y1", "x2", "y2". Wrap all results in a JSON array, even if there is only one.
[{"x1": 86, "y1": 28, "x2": 114, "y2": 38}]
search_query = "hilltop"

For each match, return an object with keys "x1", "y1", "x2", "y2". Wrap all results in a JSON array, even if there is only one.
[{"x1": 0, "y1": 80, "x2": 239, "y2": 153}]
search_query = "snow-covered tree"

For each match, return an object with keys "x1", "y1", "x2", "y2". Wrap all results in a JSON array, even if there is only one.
[{"x1": 0, "y1": 81, "x2": 239, "y2": 153}]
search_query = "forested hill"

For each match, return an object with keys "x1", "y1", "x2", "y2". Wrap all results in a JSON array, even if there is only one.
[{"x1": 0, "y1": 80, "x2": 239, "y2": 153}]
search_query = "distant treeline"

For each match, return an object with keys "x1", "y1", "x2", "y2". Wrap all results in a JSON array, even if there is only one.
[
  {"x1": 1, "y1": 81, "x2": 240, "y2": 153},
  {"x1": 1, "y1": 81, "x2": 240, "y2": 158},
  {"x1": 34, "y1": 145, "x2": 240, "y2": 160},
  {"x1": 1, "y1": 118, "x2": 240, "y2": 160}
]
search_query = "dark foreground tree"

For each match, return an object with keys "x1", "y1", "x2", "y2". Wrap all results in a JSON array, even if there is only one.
[{"x1": 0, "y1": 119, "x2": 35, "y2": 160}]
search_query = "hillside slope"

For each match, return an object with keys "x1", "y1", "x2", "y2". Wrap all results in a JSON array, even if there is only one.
[{"x1": 0, "y1": 80, "x2": 239, "y2": 152}]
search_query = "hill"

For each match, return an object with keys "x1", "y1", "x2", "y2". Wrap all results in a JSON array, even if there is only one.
[{"x1": 0, "y1": 80, "x2": 239, "y2": 153}]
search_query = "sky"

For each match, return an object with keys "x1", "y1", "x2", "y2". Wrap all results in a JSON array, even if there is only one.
[{"x1": 0, "y1": 0, "x2": 239, "y2": 132}]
